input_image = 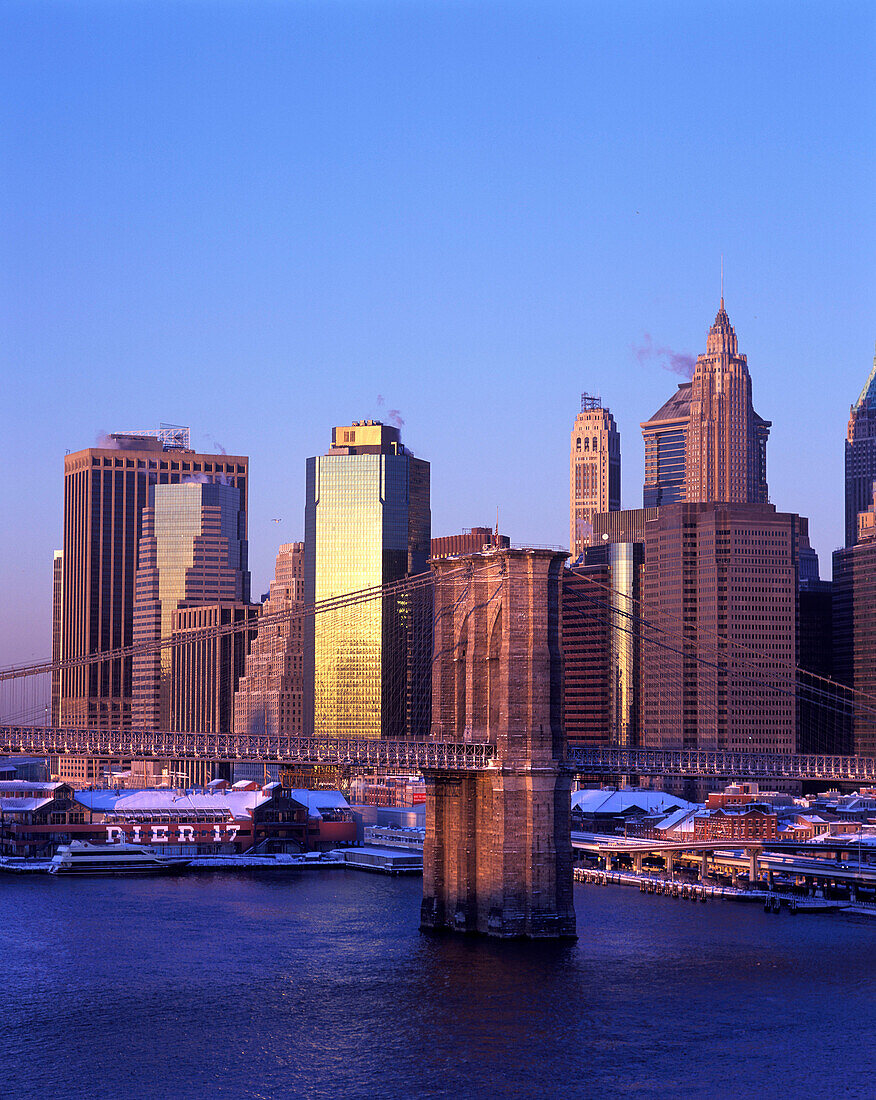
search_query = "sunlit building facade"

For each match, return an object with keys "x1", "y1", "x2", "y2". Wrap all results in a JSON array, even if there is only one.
[
  {"x1": 304, "y1": 421, "x2": 431, "y2": 739},
  {"x1": 685, "y1": 300, "x2": 770, "y2": 505},
  {"x1": 569, "y1": 394, "x2": 620, "y2": 556},
  {"x1": 234, "y1": 542, "x2": 306, "y2": 736},
  {"x1": 59, "y1": 430, "x2": 248, "y2": 730},
  {"x1": 132, "y1": 481, "x2": 250, "y2": 731},
  {"x1": 641, "y1": 302, "x2": 770, "y2": 508}
]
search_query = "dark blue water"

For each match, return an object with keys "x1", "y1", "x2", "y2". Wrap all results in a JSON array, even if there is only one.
[{"x1": 0, "y1": 872, "x2": 872, "y2": 1099}]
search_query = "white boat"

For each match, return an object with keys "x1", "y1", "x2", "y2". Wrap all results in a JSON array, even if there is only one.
[{"x1": 49, "y1": 841, "x2": 190, "y2": 876}]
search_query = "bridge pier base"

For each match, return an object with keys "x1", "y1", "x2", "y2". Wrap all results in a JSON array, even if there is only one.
[{"x1": 420, "y1": 765, "x2": 576, "y2": 939}]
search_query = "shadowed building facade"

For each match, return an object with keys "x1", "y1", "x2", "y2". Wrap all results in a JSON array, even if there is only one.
[
  {"x1": 844, "y1": 343, "x2": 876, "y2": 548},
  {"x1": 833, "y1": 486, "x2": 876, "y2": 758},
  {"x1": 421, "y1": 548, "x2": 576, "y2": 939},
  {"x1": 304, "y1": 421, "x2": 431, "y2": 740},
  {"x1": 563, "y1": 542, "x2": 644, "y2": 751}
]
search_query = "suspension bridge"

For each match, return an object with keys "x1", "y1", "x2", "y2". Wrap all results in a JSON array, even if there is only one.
[{"x1": 2, "y1": 548, "x2": 875, "y2": 936}]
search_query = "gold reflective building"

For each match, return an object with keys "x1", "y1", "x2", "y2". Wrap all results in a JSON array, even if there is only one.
[{"x1": 304, "y1": 421, "x2": 431, "y2": 739}]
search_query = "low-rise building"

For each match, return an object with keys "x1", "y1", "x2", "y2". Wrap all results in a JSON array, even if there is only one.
[
  {"x1": 693, "y1": 806, "x2": 778, "y2": 841},
  {"x1": 0, "y1": 781, "x2": 84, "y2": 857}
]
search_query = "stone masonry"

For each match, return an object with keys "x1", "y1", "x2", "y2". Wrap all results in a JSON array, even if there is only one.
[{"x1": 421, "y1": 548, "x2": 577, "y2": 939}]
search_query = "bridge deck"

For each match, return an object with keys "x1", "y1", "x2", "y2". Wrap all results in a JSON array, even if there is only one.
[{"x1": 1, "y1": 727, "x2": 875, "y2": 782}]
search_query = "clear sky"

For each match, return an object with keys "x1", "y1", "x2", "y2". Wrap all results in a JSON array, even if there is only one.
[{"x1": 1, "y1": 0, "x2": 873, "y2": 666}]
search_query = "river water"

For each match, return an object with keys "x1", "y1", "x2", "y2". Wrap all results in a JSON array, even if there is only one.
[{"x1": 0, "y1": 871, "x2": 872, "y2": 1099}]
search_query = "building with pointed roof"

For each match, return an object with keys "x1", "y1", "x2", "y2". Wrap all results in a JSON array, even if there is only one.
[
  {"x1": 685, "y1": 299, "x2": 770, "y2": 505},
  {"x1": 641, "y1": 301, "x2": 770, "y2": 507},
  {"x1": 844, "y1": 342, "x2": 876, "y2": 547}
]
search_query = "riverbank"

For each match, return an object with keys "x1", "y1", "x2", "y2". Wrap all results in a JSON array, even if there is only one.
[{"x1": 574, "y1": 864, "x2": 876, "y2": 918}]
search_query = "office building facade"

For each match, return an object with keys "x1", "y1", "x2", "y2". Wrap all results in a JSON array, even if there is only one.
[
  {"x1": 563, "y1": 541, "x2": 643, "y2": 749},
  {"x1": 59, "y1": 430, "x2": 248, "y2": 730},
  {"x1": 833, "y1": 486, "x2": 876, "y2": 757},
  {"x1": 234, "y1": 542, "x2": 306, "y2": 737},
  {"x1": 131, "y1": 481, "x2": 250, "y2": 730},
  {"x1": 844, "y1": 343, "x2": 876, "y2": 547},
  {"x1": 569, "y1": 394, "x2": 620, "y2": 557},
  {"x1": 640, "y1": 502, "x2": 803, "y2": 761},
  {"x1": 304, "y1": 421, "x2": 431, "y2": 739}
]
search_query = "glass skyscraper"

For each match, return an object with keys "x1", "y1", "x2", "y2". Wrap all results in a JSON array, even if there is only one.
[
  {"x1": 304, "y1": 421, "x2": 431, "y2": 739},
  {"x1": 845, "y1": 343, "x2": 876, "y2": 547},
  {"x1": 132, "y1": 481, "x2": 250, "y2": 730}
]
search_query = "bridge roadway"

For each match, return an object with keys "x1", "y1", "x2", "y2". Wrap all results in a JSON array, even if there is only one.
[
  {"x1": 2, "y1": 726, "x2": 876, "y2": 782},
  {"x1": 571, "y1": 833, "x2": 876, "y2": 888}
]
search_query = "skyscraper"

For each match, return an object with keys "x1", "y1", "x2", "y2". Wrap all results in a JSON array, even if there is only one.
[
  {"x1": 234, "y1": 542, "x2": 306, "y2": 737},
  {"x1": 685, "y1": 300, "x2": 770, "y2": 505},
  {"x1": 641, "y1": 382, "x2": 692, "y2": 507},
  {"x1": 563, "y1": 541, "x2": 643, "y2": 750},
  {"x1": 640, "y1": 502, "x2": 804, "y2": 767},
  {"x1": 59, "y1": 429, "x2": 248, "y2": 730},
  {"x1": 833, "y1": 485, "x2": 876, "y2": 757},
  {"x1": 844, "y1": 342, "x2": 876, "y2": 547},
  {"x1": 641, "y1": 302, "x2": 770, "y2": 508},
  {"x1": 51, "y1": 550, "x2": 62, "y2": 727},
  {"x1": 569, "y1": 394, "x2": 620, "y2": 557},
  {"x1": 131, "y1": 481, "x2": 250, "y2": 730},
  {"x1": 304, "y1": 420, "x2": 431, "y2": 739}
]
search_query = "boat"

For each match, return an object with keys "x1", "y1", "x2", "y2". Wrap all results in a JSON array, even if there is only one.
[{"x1": 49, "y1": 841, "x2": 190, "y2": 876}]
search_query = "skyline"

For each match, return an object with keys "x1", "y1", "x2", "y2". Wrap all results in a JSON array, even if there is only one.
[{"x1": 2, "y1": 1, "x2": 874, "y2": 665}]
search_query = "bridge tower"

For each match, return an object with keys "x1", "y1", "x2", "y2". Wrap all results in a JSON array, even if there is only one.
[{"x1": 421, "y1": 548, "x2": 577, "y2": 939}]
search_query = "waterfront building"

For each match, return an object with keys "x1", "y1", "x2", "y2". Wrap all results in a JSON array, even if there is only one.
[
  {"x1": 692, "y1": 805, "x2": 778, "y2": 841},
  {"x1": 833, "y1": 486, "x2": 876, "y2": 757},
  {"x1": 59, "y1": 428, "x2": 248, "y2": 731},
  {"x1": 641, "y1": 302, "x2": 770, "y2": 508},
  {"x1": 431, "y1": 527, "x2": 509, "y2": 559},
  {"x1": 304, "y1": 420, "x2": 431, "y2": 739},
  {"x1": 233, "y1": 543, "x2": 305, "y2": 737},
  {"x1": 0, "y1": 781, "x2": 81, "y2": 857},
  {"x1": 569, "y1": 394, "x2": 620, "y2": 556},
  {"x1": 132, "y1": 481, "x2": 250, "y2": 731},
  {"x1": 844, "y1": 342, "x2": 876, "y2": 547}
]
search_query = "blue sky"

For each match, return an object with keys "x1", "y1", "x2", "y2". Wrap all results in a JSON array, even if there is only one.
[{"x1": 1, "y1": 0, "x2": 873, "y2": 665}]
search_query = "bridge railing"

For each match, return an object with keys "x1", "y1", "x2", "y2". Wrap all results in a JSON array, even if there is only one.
[
  {"x1": 2, "y1": 726, "x2": 875, "y2": 782},
  {"x1": 0, "y1": 727, "x2": 496, "y2": 771},
  {"x1": 566, "y1": 745, "x2": 876, "y2": 783}
]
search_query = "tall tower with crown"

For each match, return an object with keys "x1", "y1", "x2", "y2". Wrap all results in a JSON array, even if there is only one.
[
  {"x1": 684, "y1": 298, "x2": 770, "y2": 505},
  {"x1": 844, "y1": 342, "x2": 876, "y2": 547}
]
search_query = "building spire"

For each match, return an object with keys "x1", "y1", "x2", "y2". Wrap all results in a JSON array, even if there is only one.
[{"x1": 720, "y1": 254, "x2": 724, "y2": 311}]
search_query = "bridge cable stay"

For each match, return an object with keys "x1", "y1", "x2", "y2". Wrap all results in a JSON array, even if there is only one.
[
  {"x1": 563, "y1": 570, "x2": 861, "y2": 755},
  {"x1": 563, "y1": 571, "x2": 860, "y2": 742}
]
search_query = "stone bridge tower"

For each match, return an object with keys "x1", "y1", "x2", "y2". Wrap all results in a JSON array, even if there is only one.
[{"x1": 421, "y1": 548, "x2": 576, "y2": 938}]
